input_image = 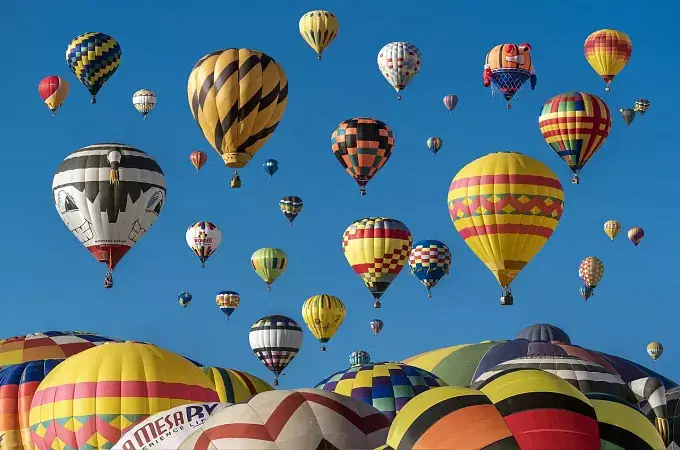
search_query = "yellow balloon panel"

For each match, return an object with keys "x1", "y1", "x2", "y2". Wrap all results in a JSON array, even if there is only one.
[
  {"x1": 29, "y1": 343, "x2": 218, "y2": 450},
  {"x1": 447, "y1": 152, "x2": 564, "y2": 288}
]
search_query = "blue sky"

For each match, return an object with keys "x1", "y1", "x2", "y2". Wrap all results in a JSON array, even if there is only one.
[{"x1": 1, "y1": 2, "x2": 676, "y2": 389}]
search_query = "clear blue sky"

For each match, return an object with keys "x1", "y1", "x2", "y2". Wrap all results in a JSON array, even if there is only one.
[{"x1": 1, "y1": 2, "x2": 676, "y2": 389}]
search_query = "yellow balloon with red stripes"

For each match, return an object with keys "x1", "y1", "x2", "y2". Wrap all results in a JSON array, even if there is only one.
[
  {"x1": 28, "y1": 342, "x2": 219, "y2": 450},
  {"x1": 447, "y1": 152, "x2": 564, "y2": 303}
]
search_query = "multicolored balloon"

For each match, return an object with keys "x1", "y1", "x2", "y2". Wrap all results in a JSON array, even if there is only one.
[
  {"x1": 298, "y1": 10, "x2": 339, "y2": 60},
  {"x1": 426, "y1": 137, "x2": 443, "y2": 156},
  {"x1": 369, "y1": 319, "x2": 383, "y2": 336},
  {"x1": 215, "y1": 291, "x2": 240, "y2": 320},
  {"x1": 448, "y1": 152, "x2": 564, "y2": 305},
  {"x1": 249, "y1": 315, "x2": 302, "y2": 386},
  {"x1": 200, "y1": 367, "x2": 273, "y2": 403},
  {"x1": 185, "y1": 221, "x2": 222, "y2": 268},
  {"x1": 579, "y1": 256, "x2": 604, "y2": 292},
  {"x1": 65, "y1": 32, "x2": 122, "y2": 103},
  {"x1": 349, "y1": 350, "x2": 370, "y2": 367},
  {"x1": 189, "y1": 150, "x2": 207, "y2": 171},
  {"x1": 483, "y1": 43, "x2": 536, "y2": 108},
  {"x1": 635, "y1": 98, "x2": 650, "y2": 114},
  {"x1": 331, "y1": 118, "x2": 395, "y2": 195},
  {"x1": 301, "y1": 294, "x2": 346, "y2": 351},
  {"x1": 408, "y1": 240, "x2": 451, "y2": 298},
  {"x1": 538, "y1": 92, "x2": 612, "y2": 184},
  {"x1": 315, "y1": 362, "x2": 446, "y2": 421},
  {"x1": 603, "y1": 220, "x2": 621, "y2": 240},
  {"x1": 178, "y1": 292, "x2": 192, "y2": 308},
  {"x1": 52, "y1": 144, "x2": 165, "y2": 289},
  {"x1": 38, "y1": 76, "x2": 69, "y2": 115},
  {"x1": 132, "y1": 89, "x2": 156, "y2": 119},
  {"x1": 28, "y1": 343, "x2": 219, "y2": 450},
  {"x1": 377, "y1": 42, "x2": 421, "y2": 100},
  {"x1": 251, "y1": 248, "x2": 287, "y2": 290},
  {"x1": 647, "y1": 342, "x2": 663, "y2": 361},
  {"x1": 187, "y1": 49, "x2": 288, "y2": 184},
  {"x1": 263, "y1": 158, "x2": 279, "y2": 177},
  {"x1": 443, "y1": 94, "x2": 458, "y2": 112},
  {"x1": 628, "y1": 226, "x2": 644, "y2": 247},
  {"x1": 584, "y1": 29, "x2": 632, "y2": 91},
  {"x1": 342, "y1": 217, "x2": 412, "y2": 308},
  {"x1": 280, "y1": 196, "x2": 303, "y2": 225}
]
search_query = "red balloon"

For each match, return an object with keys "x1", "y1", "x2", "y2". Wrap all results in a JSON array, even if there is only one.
[
  {"x1": 190, "y1": 150, "x2": 208, "y2": 171},
  {"x1": 38, "y1": 76, "x2": 61, "y2": 101}
]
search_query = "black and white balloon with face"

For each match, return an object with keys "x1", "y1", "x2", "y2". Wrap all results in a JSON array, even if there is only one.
[{"x1": 52, "y1": 143, "x2": 166, "y2": 287}]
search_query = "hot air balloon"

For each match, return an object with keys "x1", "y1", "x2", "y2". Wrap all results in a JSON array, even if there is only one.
[
  {"x1": 38, "y1": 76, "x2": 69, "y2": 115},
  {"x1": 443, "y1": 94, "x2": 458, "y2": 112},
  {"x1": 377, "y1": 42, "x2": 422, "y2": 100},
  {"x1": 177, "y1": 390, "x2": 390, "y2": 450},
  {"x1": 426, "y1": 137, "x2": 443, "y2": 156},
  {"x1": 28, "y1": 343, "x2": 219, "y2": 450},
  {"x1": 370, "y1": 319, "x2": 383, "y2": 336},
  {"x1": 331, "y1": 118, "x2": 395, "y2": 195},
  {"x1": 647, "y1": 342, "x2": 663, "y2": 361},
  {"x1": 65, "y1": 32, "x2": 122, "y2": 103},
  {"x1": 249, "y1": 315, "x2": 302, "y2": 386},
  {"x1": 604, "y1": 220, "x2": 621, "y2": 240},
  {"x1": 301, "y1": 294, "x2": 346, "y2": 351},
  {"x1": 186, "y1": 221, "x2": 222, "y2": 268},
  {"x1": 215, "y1": 291, "x2": 240, "y2": 320},
  {"x1": 628, "y1": 226, "x2": 644, "y2": 246},
  {"x1": 0, "y1": 359, "x2": 62, "y2": 450},
  {"x1": 584, "y1": 29, "x2": 632, "y2": 91},
  {"x1": 132, "y1": 89, "x2": 156, "y2": 119},
  {"x1": 280, "y1": 196, "x2": 303, "y2": 225},
  {"x1": 408, "y1": 240, "x2": 451, "y2": 298},
  {"x1": 299, "y1": 10, "x2": 339, "y2": 60},
  {"x1": 263, "y1": 158, "x2": 279, "y2": 177},
  {"x1": 483, "y1": 43, "x2": 536, "y2": 109},
  {"x1": 448, "y1": 152, "x2": 564, "y2": 305},
  {"x1": 579, "y1": 256, "x2": 604, "y2": 297},
  {"x1": 620, "y1": 108, "x2": 635, "y2": 126},
  {"x1": 342, "y1": 217, "x2": 412, "y2": 308},
  {"x1": 178, "y1": 292, "x2": 192, "y2": 308},
  {"x1": 538, "y1": 92, "x2": 612, "y2": 184},
  {"x1": 315, "y1": 362, "x2": 446, "y2": 421},
  {"x1": 349, "y1": 350, "x2": 371, "y2": 367},
  {"x1": 200, "y1": 367, "x2": 273, "y2": 403},
  {"x1": 187, "y1": 49, "x2": 288, "y2": 187},
  {"x1": 189, "y1": 150, "x2": 207, "y2": 171},
  {"x1": 635, "y1": 98, "x2": 650, "y2": 114},
  {"x1": 251, "y1": 248, "x2": 287, "y2": 290},
  {"x1": 580, "y1": 285, "x2": 594, "y2": 301},
  {"x1": 52, "y1": 144, "x2": 165, "y2": 289}
]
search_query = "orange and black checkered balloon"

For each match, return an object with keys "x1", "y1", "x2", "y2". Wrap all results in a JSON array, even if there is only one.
[{"x1": 331, "y1": 118, "x2": 395, "y2": 195}]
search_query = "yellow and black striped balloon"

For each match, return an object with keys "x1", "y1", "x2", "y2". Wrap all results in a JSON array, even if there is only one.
[
  {"x1": 299, "y1": 10, "x2": 339, "y2": 60},
  {"x1": 187, "y1": 49, "x2": 288, "y2": 171},
  {"x1": 65, "y1": 32, "x2": 122, "y2": 103}
]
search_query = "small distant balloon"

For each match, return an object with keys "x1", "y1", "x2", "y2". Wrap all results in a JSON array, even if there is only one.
[
  {"x1": 634, "y1": 99, "x2": 650, "y2": 114},
  {"x1": 264, "y1": 159, "x2": 279, "y2": 177},
  {"x1": 251, "y1": 248, "x2": 287, "y2": 290},
  {"x1": 579, "y1": 256, "x2": 604, "y2": 296},
  {"x1": 620, "y1": 108, "x2": 635, "y2": 126},
  {"x1": 443, "y1": 94, "x2": 458, "y2": 112},
  {"x1": 628, "y1": 227, "x2": 644, "y2": 247},
  {"x1": 579, "y1": 285, "x2": 593, "y2": 301},
  {"x1": 426, "y1": 137, "x2": 443, "y2": 156},
  {"x1": 370, "y1": 319, "x2": 383, "y2": 336},
  {"x1": 190, "y1": 151, "x2": 207, "y2": 172},
  {"x1": 603, "y1": 220, "x2": 621, "y2": 240},
  {"x1": 216, "y1": 291, "x2": 240, "y2": 320},
  {"x1": 647, "y1": 342, "x2": 663, "y2": 361},
  {"x1": 377, "y1": 42, "x2": 421, "y2": 100},
  {"x1": 185, "y1": 221, "x2": 222, "y2": 268},
  {"x1": 38, "y1": 76, "x2": 69, "y2": 115},
  {"x1": 178, "y1": 292, "x2": 192, "y2": 308},
  {"x1": 132, "y1": 89, "x2": 156, "y2": 119},
  {"x1": 299, "y1": 10, "x2": 339, "y2": 60},
  {"x1": 279, "y1": 196, "x2": 303, "y2": 226}
]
